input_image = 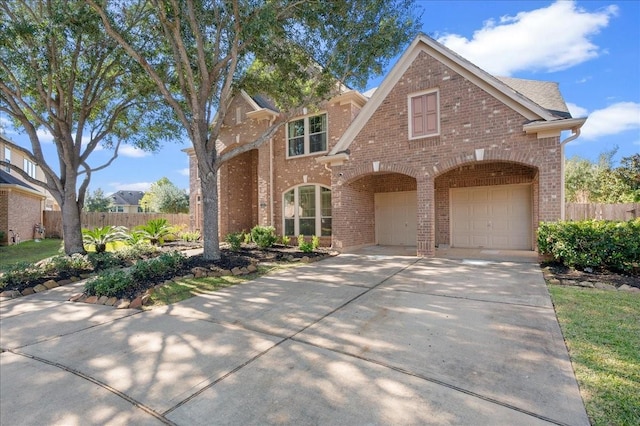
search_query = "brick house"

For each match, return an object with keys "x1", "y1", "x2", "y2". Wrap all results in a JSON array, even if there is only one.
[
  {"x1": 1, "y1": 136, "x2": 57, "y2": 244},
  {"x1": 186, "y1": 34, "x2": 586, "y2": 256}
]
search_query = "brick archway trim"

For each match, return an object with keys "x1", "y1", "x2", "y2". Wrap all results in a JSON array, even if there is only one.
[
  {"x1": 341, "y1": 162, "x2": 419, "y2": 185},
  {"x1": 432, "y1": 149, "x2": 540, "y2": 178}
]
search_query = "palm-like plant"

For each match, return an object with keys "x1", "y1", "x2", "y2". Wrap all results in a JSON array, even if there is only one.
[
  {"x1": 135, "y1": 218, "x2": 173, "y2": 246},
  {"x1": 82, "y1": 226, "x2": 129, "y2": 253}
]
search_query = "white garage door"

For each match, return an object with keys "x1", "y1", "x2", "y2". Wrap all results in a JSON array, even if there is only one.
[
  {"x1": 450, "y1": 184, "x2": 532, "y2": 250},
  {"x1": 375, "y1": 191, "x2": 417, "y2": 246}
]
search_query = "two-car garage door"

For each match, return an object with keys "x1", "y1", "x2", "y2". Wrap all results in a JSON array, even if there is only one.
[
  {"x1": 450, "y1": 184, "x2": 532, "y2": 250},
  {"x1": 374, "y1": 185, "x2": 532, "y2": 250}
]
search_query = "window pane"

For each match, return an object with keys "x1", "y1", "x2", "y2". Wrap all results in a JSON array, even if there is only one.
[
  {"x1": 288, "y1": 119, "x2": 304, "y2": 137},
  {"x1": 284, "y1": 190, "x2": 296, "y2": 218},
  {"x1": 285, "y1": 218, "x2": 295, "y2": 236},
  {"x1": 309, "y1": 133, "x2": 326, "y2": 153},
  {"x1": 321, "y1": 218, "x2": 332, "y2": 236},
  {"x1": 288, "y1": 137, "x2": 304, "y2": 156},
  {"x1": 321, "y1": 187, "x2": 331, "y2": 217},
  {"x1": 309, "y1": 114, "x2": 326, "y2": 133},
  {"x1": 299, "y1": 185, "x2": 315, "y2": 217},
  {"x1": 299, "y1": 218, "x2": 315, "y2": 236}
]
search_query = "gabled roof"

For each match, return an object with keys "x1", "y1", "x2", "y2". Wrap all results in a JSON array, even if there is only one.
[
  {"x1": 324, "y1": 33, "x2": 586, "y2": 159},
  {"x1": 110, "y1": 190, "x2": 144, "y2": 206},
  {"x1": 496, "y1": 77, "x2": 571, "y2": 119}
]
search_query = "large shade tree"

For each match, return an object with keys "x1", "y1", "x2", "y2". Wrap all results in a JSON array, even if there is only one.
[
  {"x1": 0, "y1": 0, "x2": 179, "y2": 254},
  {"x1": 91, "y1": 0, "x2": 420, "y2": 260}
]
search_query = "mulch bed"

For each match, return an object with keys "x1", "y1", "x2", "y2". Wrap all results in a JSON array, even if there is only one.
[{"x1": 541, "y1": 262, "x2": 639, "y2": 290}]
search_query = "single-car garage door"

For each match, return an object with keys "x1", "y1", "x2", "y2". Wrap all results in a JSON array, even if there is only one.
[
  {"x1": 375, "y1": 191, "x2": 417, "y2": 246},
  {"x1": 450, "y1": 184, "x2": 532, "y2": 250}
]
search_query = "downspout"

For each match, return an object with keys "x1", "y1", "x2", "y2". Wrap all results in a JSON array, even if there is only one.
[
  {"x1": 269, "y1": 116, "x2": 275, "y2": 227},
  {"x1": 560, "y1": 127, "x2": 581, "y2": 220}
]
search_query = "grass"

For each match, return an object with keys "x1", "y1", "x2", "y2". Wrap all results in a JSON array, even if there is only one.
[
  {"x1": 0, "y1": 239, "x2": 62, "y2": 271},
  {"x1": 146, "y1": 264, "x2": 288, "y2": 307},
  {"x1": 548, "y1": 285, "x2": 640, "y2": 426}
]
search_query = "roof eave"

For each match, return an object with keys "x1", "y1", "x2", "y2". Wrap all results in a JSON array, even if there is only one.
[
  {"x1": 315, "y1": 152, "x2": 350, "y2": 166},
  {"x1": 523, "y1": 117, "x2": 587, "y2": 138}
]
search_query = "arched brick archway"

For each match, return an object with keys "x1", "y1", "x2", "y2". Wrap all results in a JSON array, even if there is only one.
[{"x1": 434, "y1": 160, "x2": 540, "y2": 250}]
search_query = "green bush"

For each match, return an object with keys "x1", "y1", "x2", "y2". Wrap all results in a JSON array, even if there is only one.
[
  {"x1": 130, "y1": 251, "x2": 185, "y2": 283},
  {"x1": 84, "y1": 269, "x2": 133, "y2": 297},
  {"x1": 180, "y1": 231, "x2": 201, "y2": 242},
  {"x1": 52, "y1": 253, "x2": 93, "y2": 276},
  {"x1": 243, "y1": 232, "x2": 252, "y2": 244},
  {"x1": 225, "y1": 232, "x2": 243, "y2": 251},
  {"x1": 298, "y1": 235, "x2": 313, "y2": 253},
  {"x1": 311, "y1": 235, "x2": 320, "y2": 250},
  {"x1": 280, "y1": 235, "x2": 291, "y2": 246},
  {"x1": 87, "y1": 251, "x2": 123, "y2": 270},
  {"x1": 114, "y1": 242, "x2": 157, "y2": 264},
  {"x1": 538, "y1": 219, "x2": 640, "y2": 273},
  {"x1": 251, "y1": 225, "x2": 277, "y2": 249},
  {"x1": 0, "y1": 261, "x2": 44, "y2": 288}
]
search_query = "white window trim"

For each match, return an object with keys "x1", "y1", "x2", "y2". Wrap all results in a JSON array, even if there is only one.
[
  {"x1": 285, "y1": 112, "x2": 329, "y2": 159},
  {"x1": 408, "y1": 88, "x2": 440, "y2": 140},
  {"x1": 283, "y1": 184, "x2": 331, "y2": 236}
]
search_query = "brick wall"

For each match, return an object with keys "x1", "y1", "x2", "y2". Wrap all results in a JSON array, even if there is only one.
[
  {"x1": 1, "y1": 189, "x2": 43, "y2": 244},
  {"x1": 333, "y1": 50, "x2": 562, "y2": 255}
]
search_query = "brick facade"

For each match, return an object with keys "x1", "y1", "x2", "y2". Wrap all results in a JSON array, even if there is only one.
[
  {"x1": 0, "y1": 188, "x2": 43, "y2": 244},
  {"x1": 187, "y1": 35, "x2": 581, "y2": 256},
  {"x1": 331, "y1": 50, "x2": 564, "y2": 256}
]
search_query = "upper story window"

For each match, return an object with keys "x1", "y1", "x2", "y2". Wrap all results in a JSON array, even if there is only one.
[
  {"x1": 3, "y1": 147, "x2": 10, "y2": 173},
  {"x1": 409, "y1": 89, "x2": 439, "y2": 139},
  {"x1": 23, "y1": 158, "x2": 37, "y2": 178},
  {"x1": 287, "y1": 113, "x2": 327, "y2": 158}
]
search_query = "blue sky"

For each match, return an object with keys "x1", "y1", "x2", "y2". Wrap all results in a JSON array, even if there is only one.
[{"x1": 3, "y1": 0, "x2": 639, "y2": 193}]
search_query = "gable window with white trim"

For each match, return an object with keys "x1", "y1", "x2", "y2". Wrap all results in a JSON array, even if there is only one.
[
  {"x1": 287, "y1": 113, "x2": 327, "y2": 157},
  {"x1": 283, "y1": 184, "x2": 331, "y2": 236},
  {"x1": 409, "y1": 89, "x2": 439, "y2": 139},
  {"x1": 23, "y1": 158, "x2": 37, "y2": 178}
]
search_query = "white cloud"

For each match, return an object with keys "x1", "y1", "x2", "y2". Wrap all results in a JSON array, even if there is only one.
[
  {"x1": 566, "y1": 102, "x2": 589, "y2": 118},
  {"x1": 36, "y1": 128, "x2": 55, "y2": 143},
  {"x1": 570, "y1": 102, "x2": 640, "y2": 140},
  {"x1": 119, "y1": 145, "x2": 150, "y2": 158},
  {"x1": 178, "y1": 167, "x2": 190, "y2": 176},
  {"x1": 110, "y1": 181, "x2": 152, "y2": 192},
  {"x1": 437, "y1": 1, "x2": 618, "y2": 76}
]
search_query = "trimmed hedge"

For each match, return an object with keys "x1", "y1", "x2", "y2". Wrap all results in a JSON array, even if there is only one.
[{"x1": 537, "y1": 219, "x2": 640, "y2": 273}]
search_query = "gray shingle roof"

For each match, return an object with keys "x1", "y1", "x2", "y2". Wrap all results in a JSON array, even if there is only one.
[
  {"x1": 0, "y1": 168, "x2": 37, "y2": 190},
  {"x1": 110, "y1": 190, "x2": 144, "y2": 206},
  {"x1": 496, "y1": 77, "x2": 571, "y2": 119}
]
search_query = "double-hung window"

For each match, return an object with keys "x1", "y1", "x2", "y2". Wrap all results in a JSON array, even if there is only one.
[
  {"x1": 3, "y1": 147, "x2": 10, "y2": 173},
  {"x1": 23, "y1": 158, "x2": 37, "y2": 178},
  {"x1": 409, "y1": 89, "x2": 439, "y2": 139},
  {"x1": 287, "y1": 113, "x2": 327, "y2": 157},
  {"x1": 283, "y1": 185, "x2": 331, "y2": 236}
]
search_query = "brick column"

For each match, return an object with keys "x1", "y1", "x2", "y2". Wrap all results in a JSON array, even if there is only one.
[{"x1": 417, "y1": 176, "x2": 435, "y2": 257}]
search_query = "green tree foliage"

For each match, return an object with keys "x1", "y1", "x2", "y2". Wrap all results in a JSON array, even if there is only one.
[
  {"x1": 84, "y1": 188, "x2": 112, "y2": 212},
  {"x1": 0, "y1": 1, "x2": 181, "y2": 255},
  {"x1": 139, "y1": 177, "x2": 188, "y2": 213},
  {"x1": 90, "y1": 0, "x2": 420, "y2": 260},
  {"x1": 565, "y1": 147, "x2": 639, "y2": 203}
]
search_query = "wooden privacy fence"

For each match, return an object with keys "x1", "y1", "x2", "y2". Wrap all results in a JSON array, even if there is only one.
[
  {"x1": 565, "y1": 203, "x2": 639, "y2": 221},
  {"x1": 43, "y1": 211, "x2": 191, "y2": 238}
]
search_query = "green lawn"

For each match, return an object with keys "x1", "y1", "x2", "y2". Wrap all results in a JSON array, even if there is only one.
[
  {"x1": 0, "y1": 239, "x2": 63, "y2": 271},
  {"x1": 549, "y1": 285, "x2": 640, "y2": 426}
]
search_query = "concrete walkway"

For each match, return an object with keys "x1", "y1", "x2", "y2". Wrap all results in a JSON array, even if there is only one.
[{"x1": 0, "y1": 251, "x2": 589, "y2": 425}]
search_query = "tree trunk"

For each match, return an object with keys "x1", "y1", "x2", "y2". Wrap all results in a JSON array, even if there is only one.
[
  {"x1": 201, "y1": 170, "x2": 221, "y2": 260},
  {"x1": 60, "y1": 190, "x2": 86, "y2": 255}
]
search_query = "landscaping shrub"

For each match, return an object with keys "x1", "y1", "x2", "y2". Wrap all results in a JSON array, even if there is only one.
[
  {"x1": 84, "y1": 269, "x2": 133, "y2": 298},
  {"x1": 82, "y1": 226, "x2": 129, "y2": 253},
  {"x1": 225, "y1": 232, "x2": 243, "y2": 251},
  {"x1": 311, "y1": 235, "x2": 320, "y2": 250},
  {"x1": 135, "y1": 218, "x2": 173, "y2": 245},
  {"x1": 298, "y1": 235, "x2": 313, "y2": 253},
  {"x1": 52, "y1": 253, "x2": 93, "y2": 276},
  {"x1": 538, "y1": 219, "x2": 640, "y2": 273},
  {"x1": 130, "y1": 251, "x2": 185, "y2": 283},
  {"x1": 280, "y1": 235, "x2": 291, "y2": 246},
  {"x1": 87, "y1": 251, "x2": 123, "y2": 270},
  {"x1": 250, "y1": 225, "x2": 277, "y2": 248},
  {"x1": 114, "y1": 242, "x2": 158, "y2": 264},
  {"x1": 0, "y1": 261, "x2": 43, "y2": 289},
  {"x1": 180, "y1": 231, "x2": 201, "y2": 242}
]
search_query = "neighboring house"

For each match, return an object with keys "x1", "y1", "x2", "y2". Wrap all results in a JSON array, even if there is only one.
[
  {"x1": 0, "y1": 136, "x2": 58, "y2": 244},
  {"x1": 109, "y1": 190, "x2": 145, "y2": 213},
  {"x1": 185, "y1": 34, "x2": 586, "y2": 256}
]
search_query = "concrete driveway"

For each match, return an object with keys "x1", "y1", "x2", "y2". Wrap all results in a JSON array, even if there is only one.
[{"x1": 0, "y1": 251, "x2": 589, "y2": 425}]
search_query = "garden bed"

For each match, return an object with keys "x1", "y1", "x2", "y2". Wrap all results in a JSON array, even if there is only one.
[{"x1": 542, "y1": 262, "x2": 639, "y2": 291}]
